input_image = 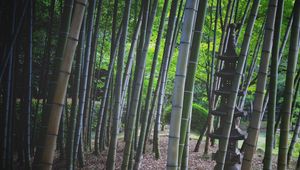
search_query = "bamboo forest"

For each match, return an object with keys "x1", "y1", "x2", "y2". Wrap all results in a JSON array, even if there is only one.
[{"x1": 2, "y1": 0, "x2": 300, "y2": 169}]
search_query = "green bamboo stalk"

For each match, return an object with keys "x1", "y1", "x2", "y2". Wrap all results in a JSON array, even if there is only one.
[
  {"x1": 236, "y1": 0, "x2": 251, "y2": 41},
  {"x1": 181, "y1": 118, "x2": 191, "y2": 170},
  {"x1": 154, "y1": 0, "x2": 179, "y2": 159},
  {"x1": 263, "y1": 0, "x2": 283, "y2": 169},
  {"x1": 144, "y1": 71, "x2": 162, "y2": 154},
  {"x1": 106, "y1": 0, "x2": 132, "y2": 168},
  {"x1": 139, "y1": 0, "x2": 169, "y2": 158},
  {"x1": 94, "y1": 4, "x2": 123, "y2": 149},
  {"x1": 83, "y1": 0, "x2": 103, "y2": 148},
  {"x1": 288, "y1": 111, "x2": 300, "y2": 167},
  {"x1": 277, "y1": 1, "x2": 300, "y2": 169},
  {"x1": 166, "y1": 0, "x2": 198, "y2": 169},
  {"x1": 178, "y1": 0, "x2": 208, "y2": 167},
  {"x1": 297, "y1": 150, "x2": 300, "y2": 170},
  {"x1": 94, "y1": 22, "x2": 122, "y2": 154},
  {"x1": 120, "y1": 10, "x2": 143, "y2": 114},
  {"x1": 205, "y1": 0, "x2": 220, "y2": 154},
  {"x1": 241, "y1": 0, "x2": 278, "y2": 169},
  {"x1": 238, "y1": 21, "x2": 264, "y2": 109},
  {"x1": 74, "y1": 0, "x2": 97, "y2": 161},
  {"x1": 121, "y1": 0, "x2": 153, "y2": 168},
  {"x1": 133, "y1": 0, "x2": 161, "y2": 167}
]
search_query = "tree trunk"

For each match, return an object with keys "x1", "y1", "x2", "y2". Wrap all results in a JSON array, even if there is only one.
[
  {"x1": 238, "y1": 21, "x2": 264, "y2": 109},
  {"x1": 120, "y1": 10, "x2": 143, "y2": 116},
  {"x1": 236, "y1": 0, "x2": 251, "y2": 41},
  {"x1": 39, "y1": 0, "x2": 56, "y2": 115},
  {"x1": 297, "y1": 151, "x2": 300, "y2": 170}
]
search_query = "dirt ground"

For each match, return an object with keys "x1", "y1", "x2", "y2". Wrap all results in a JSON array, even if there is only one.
[{"x1": 53, "y1": 134, "x2": 298, "y2": 170}]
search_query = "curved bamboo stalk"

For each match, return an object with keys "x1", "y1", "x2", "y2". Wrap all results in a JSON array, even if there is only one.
[
  {"x1": 205, "y1": 0, "x2": 233, "y2": 154},
  {"x1": 33, "y1": 0, "x2": 87, "y2": 169},
  {"x1": 66, "y1": 15, "x2": 86, "y2": 170},
  {"x1": 0, "y1": 0, "x2": 28, "y2": 82},
  {"x1": 238, "y1": 21, "x2": 264, "y2": 109},
  {"x1": 144, "y1": 70, "x2": 162, "y2": 154}
]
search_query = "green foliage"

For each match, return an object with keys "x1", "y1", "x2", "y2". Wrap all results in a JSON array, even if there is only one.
[
  {"x1": 256, "y1": 131, "x2": 300, "y2": 158},
  {"x1": 163, "y1": 103, "x2": 208, "y2": 132}
]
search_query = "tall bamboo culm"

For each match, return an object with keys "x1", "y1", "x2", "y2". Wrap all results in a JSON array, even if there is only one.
[
  {"x1": 277, "y1": 0, "x2": 300, "y2": 169},
  {"x1": 139, "y1": 0, "x2": 169, "y2": 157},
  {"x1": 263, "y1": 0, "x2": 283, "y2": 169},
  {"x1": 241, "y1": 0, "x2": 278, "y2": 169},
  {"x1": 66, "y1": 15, "x2": 86, "y2": 170},
  {"x1": 154, "y1": 0, "x2": 179, "y2": 159},
  {"x1": 106, "y1": 0, "x2": 132, "y2": 168},
  {"x1": 178, "y1": 0, "x2": 208, "y2": 167},
  {"x1": 166, "y1": 0, "x2": 198, "y2": 169},
  {"x1": 33, "y1": 0, "x2": 87, "y2": 169},
  {"x1": 133, "y1": 0, "x2": 160, "y2": 168}
]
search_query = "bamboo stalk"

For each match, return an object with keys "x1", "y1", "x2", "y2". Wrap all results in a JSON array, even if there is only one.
[
  {"x1": 166, "y1": 0, "x2": 199, "y2": 169},
  {"x1": 33, "y1": 0, "x2": 87, "y2": 169}
]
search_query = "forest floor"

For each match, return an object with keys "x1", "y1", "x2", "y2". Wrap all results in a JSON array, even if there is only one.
[{"x1": 54, "y1": 131, "x2": 298, "y2": 170}]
